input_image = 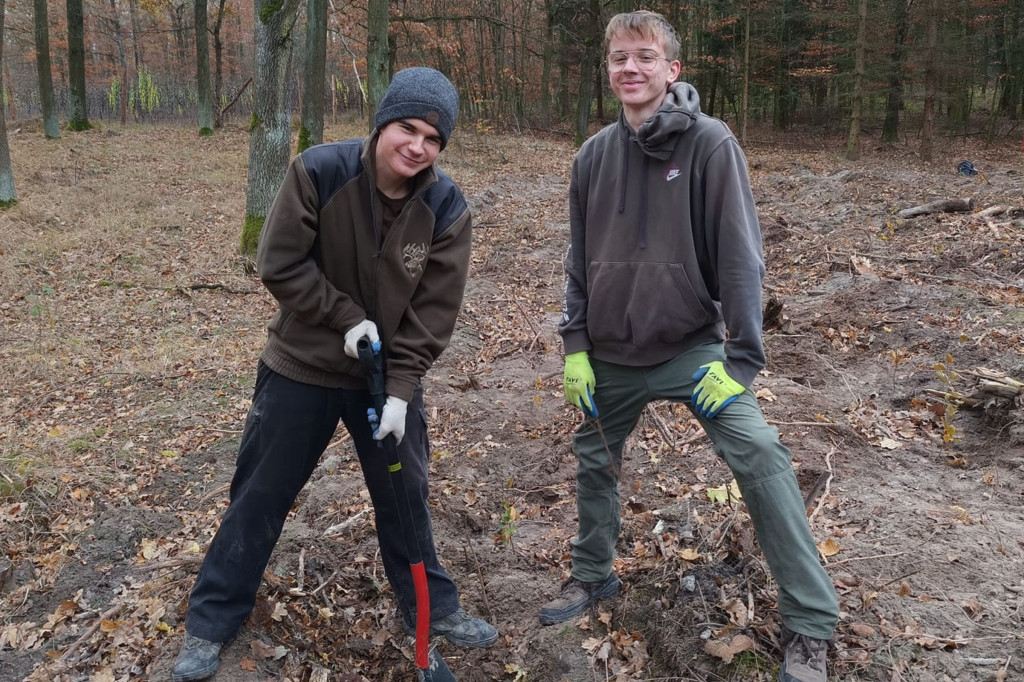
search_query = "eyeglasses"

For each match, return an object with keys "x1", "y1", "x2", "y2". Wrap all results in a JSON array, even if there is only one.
[{"x1": 605, "y1": 51, "x2": 671, "y2": 72}]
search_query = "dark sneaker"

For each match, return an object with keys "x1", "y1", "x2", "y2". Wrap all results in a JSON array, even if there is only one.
[
  {"x1": 538, "y1": 573, "x2": 621, "y2": 625},
  {"x1": 779, "y1": 631, "x2": 829, "y2": 682},
  {"x1": 171, "y1": 633, "x2": 222, "y2": 682},
  {"x1": 403, "y1": 608, "x2": 498, "y2": 648}
]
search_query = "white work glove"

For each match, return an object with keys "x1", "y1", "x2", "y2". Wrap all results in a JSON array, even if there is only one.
[
  {"x1": 374, "y1": 396, "x2": 409, "y2": 445},
  {"x1": 343, "y1": 319, "x2": 380, "y2": 359}
]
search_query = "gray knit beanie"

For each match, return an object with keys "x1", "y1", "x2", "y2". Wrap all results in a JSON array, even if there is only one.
[{"x1": 374, "y1": 67, "x2": 459, "y2": 149}]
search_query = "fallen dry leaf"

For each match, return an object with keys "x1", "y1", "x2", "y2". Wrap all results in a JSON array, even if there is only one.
[{"x1": 704, "y1": 634, "x2": 755, "y2": 663}]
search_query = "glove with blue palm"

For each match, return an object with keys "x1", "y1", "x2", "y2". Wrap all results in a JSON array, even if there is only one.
[
  {"x1": 691, "y1": 361, "x2": 745, "y2": 418},
  {"x1": 563, "y1": 351, "x2": 598, "y2": 418}
]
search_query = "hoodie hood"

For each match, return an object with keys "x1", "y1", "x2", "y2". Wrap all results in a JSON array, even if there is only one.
[{"x1": 631, "y1": 81, "x2": 701, "y2": 160}]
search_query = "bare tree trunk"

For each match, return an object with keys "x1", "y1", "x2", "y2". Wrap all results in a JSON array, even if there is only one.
[
  {"x1": 66, "y1": 0, "x2": 91, "y2": 130},
  {"x1": 196, "y1": 0, "x2": 213, "y2": 134},
  {"x1": 34, "y1": 0, "x2": 60, "y2": 138},
  {"x1": 107, "y1": 0, "x2": 129, "y2": 125},
  {"x1": 128, "y1": 0, "x2": 143, "y2": 71},
  {"x1": 241, "y1": 0, "x2": 301, "y2": 258},
  {"x1": 573, "y1": 0, "x2": 601, "y2": 147},
  {"x1": 846, "y1": 0, "x2": 867, "y2": 160},
  {"x1": 366, "y1": 0, "x2": 389, "y2": 132},
  {"x1": 212, "y1": 0, "x2": 226, "y2": 127},
  {"x1": 920, "y1": 0, "x2": 938, "y2": 162},
  {"x1": 0, "y1": 0, "x2": 17, "y2": 206},
  {"x1": 882, "y1": 0, "x2": 913, "y2": 142},
  {"x1": 299, "y1": 0, "x2": 327, "y2": 151},
  {"x1": 741, "y1": 0, "x2": 750, "y2": 145}
]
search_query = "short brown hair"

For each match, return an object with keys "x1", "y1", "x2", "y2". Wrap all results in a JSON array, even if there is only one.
[{"x1": 604, "y1": 11, "x2": 680, "y2": 62}]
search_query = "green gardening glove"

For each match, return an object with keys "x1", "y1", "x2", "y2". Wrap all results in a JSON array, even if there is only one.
[
  {"x1": 563, "y1": 351, "x2": 598, "y2": 417},
  {"x1": 691, "y1": 361, "x2": 745, "y2": 418}
]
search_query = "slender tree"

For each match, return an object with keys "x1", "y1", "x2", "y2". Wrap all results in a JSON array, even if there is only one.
[
  {"x1": 366, "y1": 0, "x2": 389, "y2": 130},
  {"x1": 920, "y1": 0, "x2": 938, "y2": 162},
  {"x1": 33, "y1": 0, "x2": 60, "y2": 138},
  {"x1": 573, "y1": 0, "x2": 601, "y2": 147},
  {"x1": 212, "y1": 0, "x2": 228, "y2": 127},
  {"x1": 846, "y1": 0, "x2": 868, "y2": 159},
  {"x1": 298, "y1": 0, "x2": 327, "y2": 152},
  {"x1": 196, "y1": 0, "x2": 214, "y2": 135},
  {"x1": 0, "y1": 0, "x2": 16, "y2": 207},
  {"x1": 66, "y1": 0, "x2": 91, "y2": 130},
  {"x1": 240, "y1": 0, "x2": 301, "y2": 258},
  {"x1": 882, "y1": 0, "x2": 913, "y2": 142}
]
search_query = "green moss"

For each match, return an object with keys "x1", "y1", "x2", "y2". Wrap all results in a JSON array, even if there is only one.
[
  {"x1": 66, "y1": 118, "x2": 92, "y2": 132},
  {"x1": 248, "y1": 112, "x2": 260, "y2": 132},
  {"x1": 199, "y1": 127, "x2": 214, "y2": 137},
  {"x1": 241, "y1": 214, "x2": 265, "y2": 258},
  {"x1": 258, "y1": 0, "x2": 284, "y2": 23},
  {"x1": 297, "y1": 125, "x2": 312, "y2": 153},
  {"x1": 0, "y1": 198, "x2": 17, "y2": 209}
]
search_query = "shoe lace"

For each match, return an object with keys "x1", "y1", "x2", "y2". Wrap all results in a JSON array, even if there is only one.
[{"x1": 790, "y1": 634, "x2": 826, "y2": 672}]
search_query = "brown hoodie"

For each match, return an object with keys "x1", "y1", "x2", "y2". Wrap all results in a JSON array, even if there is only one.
[{"x1": 256, "y1": 133, "x2": 472, "y2": 401}]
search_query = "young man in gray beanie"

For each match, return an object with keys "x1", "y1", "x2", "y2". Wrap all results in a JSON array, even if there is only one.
[{"x1": 172, "y1": 67, "x2": 495, "y2": 682}]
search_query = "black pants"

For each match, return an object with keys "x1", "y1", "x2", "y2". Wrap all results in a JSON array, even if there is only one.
[{"x1": 184, "y1": 362, "x2": 460, "y2": 643}]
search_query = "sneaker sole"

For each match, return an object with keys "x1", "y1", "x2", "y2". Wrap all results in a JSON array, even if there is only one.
[
  {"x1": 402, "y1": 624, "x2": 499, "y2": 649},
  {"x1": 171, "y1": 660, "x2": 219, "y2": 682},
  {"x1": 538, "y1": 577, "x2": 621, "y2": 625}
]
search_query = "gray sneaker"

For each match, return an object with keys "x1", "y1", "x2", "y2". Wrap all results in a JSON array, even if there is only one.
[
  {"x1": 403, "y1": 608, "x2": 498, "y2": 648},
  {"x1": 538, "y1": 573, "x2": 621, "y2": 625},
  {"x1": 171, "y1": 633, "x2": 223, "y2": 682},
  {"x1": 779, "y1": 631, "x2": 829, "y2": 682}
]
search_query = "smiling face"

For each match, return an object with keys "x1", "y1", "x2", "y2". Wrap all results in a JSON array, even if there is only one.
[
  {"x1": 607, "y1": 31, "x2": 681, "y2": 130},
  {"x1": 374, "y1": 118, "x2": 443, "y2": 196}
]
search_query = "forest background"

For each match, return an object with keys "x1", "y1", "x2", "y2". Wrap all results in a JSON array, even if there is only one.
[{"x1": 2, "y1": 0, "x2": 1024, "y2": 681}]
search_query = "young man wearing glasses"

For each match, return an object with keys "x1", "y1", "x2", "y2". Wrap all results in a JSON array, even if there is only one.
[{"x1": 539, "y1": 11, "x2": 838, "y2": 682}]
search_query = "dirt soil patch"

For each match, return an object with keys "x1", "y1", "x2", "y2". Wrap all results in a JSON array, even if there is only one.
[{"x1": 1, "y1": 123, "x2": 1023, "y2": 682}]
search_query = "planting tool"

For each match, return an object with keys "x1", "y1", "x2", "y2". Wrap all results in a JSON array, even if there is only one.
[{"x1": 355, "y1": 337, "x2": 457, "y2": 682}]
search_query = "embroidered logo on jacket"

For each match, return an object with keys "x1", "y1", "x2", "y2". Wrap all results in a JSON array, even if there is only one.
[
  {"x1": 403, "y1": 243, "x2": 428, "y2": 276},
  {"x1": 666, "y1": 165, "x2": 681, "y2": 182}
]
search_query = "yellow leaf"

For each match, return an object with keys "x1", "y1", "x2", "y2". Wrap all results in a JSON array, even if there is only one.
[
  {"x1": 707, "y1": 486, "x2": 728, "y2": 504},
  {"x1": 817, "y1": 537, "x2": 841, "y2": 557},
  {"x1": 140, "y1": 538, "x2": 158, "y2": 560},
  {"x1": 161, "y1": 450, "x2": 177, "y2": 458},
  {"x1": 677, "y1": 547, "x2": 700, "y2": 561}
]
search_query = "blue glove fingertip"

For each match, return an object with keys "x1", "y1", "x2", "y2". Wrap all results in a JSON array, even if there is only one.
[
  {"x1": 371, "y1": 340, "x2": 381, "y2": 354},
  {"x1": 692, "y1": 366, "x2": 710, "y2": 382}
]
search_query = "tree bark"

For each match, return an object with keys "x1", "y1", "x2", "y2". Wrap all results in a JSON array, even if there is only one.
[
  {"x1": 920, "y1": 0, "x2": 939, "y2": 162},
  {"x1": 66, "y1": 0, "x2": 91, "y2": 130},
  {"x1": 241, "y1": 0, "x2": 301, "y2": 257},
  {"x1": 573, "y1": 0, "x2": 601, "y2": 147},
  {"x1": 196, "y1": 0, "x2": 214, "y2": 134},
  {"x1": 366, "y1": 0, "x2": 389, "y2": 133},
  {"x1": 299, "y1": 0, "x2": 327, "y2": 151},
  {"x1": 882, "y1": 0, "x2": 913, "y2": 142},
  {"x1": 0, "y1": 0, "x2": 17, "y2": 206},
  {"x1": 898, "y1": 197, "x2": 973, "y2": 219},
  {"x1": 34, "y1": 0, "x2": 60, "y2": 138},
  {"x1": 212, "y1": 0, "x2": 227, "y2": 128},
  {"x1": 846, "y1": 0, "x2": 867, "y2": 160}
]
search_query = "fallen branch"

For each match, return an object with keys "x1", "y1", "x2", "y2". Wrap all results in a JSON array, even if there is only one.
[
  {"x1": 898, "y1": 197, "x2": 974, "y2": 219},
  {"x1": 57, "y1": 604, "x2": 122, "y2": 663}
]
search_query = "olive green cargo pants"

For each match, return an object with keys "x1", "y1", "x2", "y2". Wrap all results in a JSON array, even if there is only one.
[{"x1": 570, "y1": 343, "x2": 838, "y2": 640}]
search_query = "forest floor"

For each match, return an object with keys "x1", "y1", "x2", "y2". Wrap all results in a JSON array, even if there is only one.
[{"x1": 1, "y1": 119, "x2": 1023, "y2": 682}]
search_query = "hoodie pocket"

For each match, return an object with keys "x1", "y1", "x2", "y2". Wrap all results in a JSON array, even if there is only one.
[{"x1": 586, "y1": 261, "x2": 714, "y2": 347}]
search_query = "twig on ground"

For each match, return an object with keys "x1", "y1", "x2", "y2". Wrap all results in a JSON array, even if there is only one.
[
  {"x1": 463, "y1": 544, "x2": 493, "y2": 619},
  {"x1": 57, "y1": 604, "x2": 122, "y2": 663},
  {"x1": 808, "y1": 448, "x2": 835, "y2": 525},
  {"x1": 323, "y1": 508, "x2": 369, "y2": 536},
  {"x1": 134, "y1": 555, "x2": 203, "y2": 572}
]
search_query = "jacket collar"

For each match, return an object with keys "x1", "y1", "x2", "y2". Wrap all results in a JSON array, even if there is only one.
[{"x1": 620, "y1": 81, "x2": 701, "y2": 160}]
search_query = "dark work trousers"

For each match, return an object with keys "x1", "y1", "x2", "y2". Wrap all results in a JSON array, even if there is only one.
[{"x1": 184, "y1": 361, "x2": 460, "y2": 643}]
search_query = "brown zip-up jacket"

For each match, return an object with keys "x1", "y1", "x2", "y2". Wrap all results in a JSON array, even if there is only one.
[{"x1": 256, "y1": 132, "x2": 472, "y2": 401}]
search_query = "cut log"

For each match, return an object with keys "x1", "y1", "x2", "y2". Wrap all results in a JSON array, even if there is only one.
[
  {"x1": 975, "y1": 205, "x2": 1007, "y2": 219},
  {"x1": 898, "y1": 197, "x2": 974, "y2": 219}
]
